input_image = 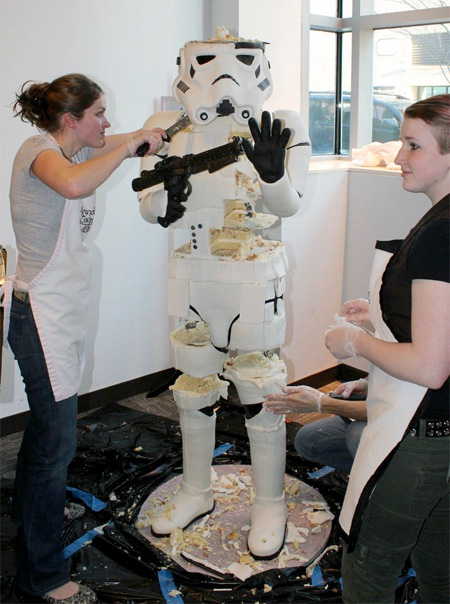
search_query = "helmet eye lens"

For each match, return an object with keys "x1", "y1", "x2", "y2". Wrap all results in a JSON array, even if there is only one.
[
  {"x1": 197, "y1": 55, "x2": 215, "y2": 65},
  {"x1": 236, "y1": 55, "x2": 255, "y2": 66}
]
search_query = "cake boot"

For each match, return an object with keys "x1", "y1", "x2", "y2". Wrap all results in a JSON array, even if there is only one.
[
  {"x1": 151, "y1": 407, "x2": 216, "y2": 536},
  {"x1": 246, "y1": 407, "x2": 287, "y2": 559}
]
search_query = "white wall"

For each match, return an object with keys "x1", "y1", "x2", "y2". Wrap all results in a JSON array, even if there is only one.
[
  {"x1": 282, "y1": 167, "x2": 349, "y2": 382},
  {"x1": 0, "y1": 0, "x2": 205, "y2": 417}
]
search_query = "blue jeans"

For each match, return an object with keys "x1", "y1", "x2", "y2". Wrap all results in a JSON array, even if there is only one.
[
  {"x1": 8, "y1": 294, "x2": 78, "y2": 596},
  {"x1": 294, "y1": 415, "x2": 366, "y2": 473},
  {"x1": 342, "y1": 433, "x2": 449, "y2": 603}
]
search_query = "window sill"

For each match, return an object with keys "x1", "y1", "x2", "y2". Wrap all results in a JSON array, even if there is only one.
[{"x1": 309, "y1": 156, "x2": 401, "y2": 176}]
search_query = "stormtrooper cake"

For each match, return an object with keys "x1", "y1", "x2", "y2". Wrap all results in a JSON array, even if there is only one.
[{"x1": 137, "y1": 26, "x2": 311, "y2": 558}]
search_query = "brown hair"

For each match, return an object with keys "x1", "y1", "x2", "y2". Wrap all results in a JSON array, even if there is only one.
[
  {"x1": 404, "y1": 94, "x2": 450, "y2": 154},
  {"x1": 13, "y1": 73, "x2": 103, "y2": 133}
]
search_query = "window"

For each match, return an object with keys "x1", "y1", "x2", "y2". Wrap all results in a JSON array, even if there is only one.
[
  {"x1": 309, "y1": 31, "x2": 337, "y2": 154},
  {"x1": 363, "y1": 0, "x2": 450, "y2": 16},
  {"x1": 309, "y1": 30, "x2": 352, "y2": 155},
  {"x1": 412, "y1": 31, "x2": 450, "y2": 65},
  {"x1": 373, "y1": 23, "x2": 449, "y2": 124},
  {"x1": 310, "y1": 0, "x2": 339, "y2": 17},
  {"x1": 308, "y1": 0, "x2": 450, "y2": 156}
]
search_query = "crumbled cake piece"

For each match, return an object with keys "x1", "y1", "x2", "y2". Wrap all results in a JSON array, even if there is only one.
[
  {"x1": 170, "y1": 373, "x2": 228, "y2": 396},
  {"x1": 223, "y1": 199, "x2": 277, "y2": 230},
  {"x1": 209, "y1": 227, "x2": 255, "y2": 257},
  {"x1": 171, "y1": 321, "x2": 211, "y2": 347}
]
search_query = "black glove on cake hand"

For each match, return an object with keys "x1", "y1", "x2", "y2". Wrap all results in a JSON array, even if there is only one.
[
  {"x1": 158, "y1": 172, "x2": 191, "y2": 228},
  {"x1": 242, "y1": 111, "x2": 291, "y2": 183}
]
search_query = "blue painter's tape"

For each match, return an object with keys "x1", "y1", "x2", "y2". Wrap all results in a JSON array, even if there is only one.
[
  {"x1": 158, "y1": 569, "x2": 184, "y2": 603},
  {"x1": 66, "y1": 485, "x2": 107, "y2": 511},
  {"x1": 63, "y1": 522, "x2": 112, "y2": 559},
  {"x1": 63, "y1": 529, "x2": 100, "y2": 559},
  {"x1": 213, "y1": 443, "x2": 233, "y2": 457},
  {"x1": 307, "y1": 466, "x2": 335, "y2": 478},
  {"x1": 311, "y1": 564, "x2": 325, "y2": 586}
]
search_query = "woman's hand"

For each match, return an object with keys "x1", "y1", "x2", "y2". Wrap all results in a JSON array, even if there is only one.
[
  {"x1": 325, "y1": 316, "x2": 365, "y2": 359},
  {"x1": 126, "y1": 127, "x2": 166, "y2": 157},
  {"x1": 332, "y1": 378, "x2": 368, "y2": 399},
  {"x1": 263, "y1": 385, "x2": 324, "y2": 415},
  {"x1": 341, "y1": 298, "x2": 370, "y2": 325}
]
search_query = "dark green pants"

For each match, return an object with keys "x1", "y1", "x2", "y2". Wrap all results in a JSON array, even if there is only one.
[{"x1": 342, "y1": 433, "x2": 449, "y2": 603}]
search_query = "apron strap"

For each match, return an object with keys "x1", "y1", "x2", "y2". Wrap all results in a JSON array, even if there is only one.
[{"x1": 1, "y1": 277, "x2": 15, "y2": 348}]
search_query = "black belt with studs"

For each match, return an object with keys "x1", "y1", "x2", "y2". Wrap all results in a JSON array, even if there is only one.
[{"x1": 410, "y1": 419, "x2": 450, "y2": 438}]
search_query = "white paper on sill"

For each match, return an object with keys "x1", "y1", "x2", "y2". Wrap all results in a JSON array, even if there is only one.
[{"x1": 351, "y1": 141, "x2": 402, "y2": 169}]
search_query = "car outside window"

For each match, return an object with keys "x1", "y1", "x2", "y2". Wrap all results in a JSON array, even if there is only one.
[{"x1": 309, "y1": 92, "x2": 412, "y2": 155}]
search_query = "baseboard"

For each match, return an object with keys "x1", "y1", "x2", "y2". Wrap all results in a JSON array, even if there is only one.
[
  {"x1": 0, "y1": 367, "x2": 179, "y2": 438},
  {"x1": 290, "y1": 364, "x2": 367, "y2": 389},
  {"x1": 0, "y1": 364, "x2": 367, "y2": 437}
]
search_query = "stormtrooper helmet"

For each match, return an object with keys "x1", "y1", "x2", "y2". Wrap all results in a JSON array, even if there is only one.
[{"x1": 173, "y1": 34, "x2": 273, "y2": 126}]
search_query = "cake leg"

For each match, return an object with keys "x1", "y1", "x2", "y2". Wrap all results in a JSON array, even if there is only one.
[
  {"x1": 246, "y1": 407, "x2": 287, "y2": 559},
  {"x1": 151, "y1": 407, "x2": 216, "y2": 536}
]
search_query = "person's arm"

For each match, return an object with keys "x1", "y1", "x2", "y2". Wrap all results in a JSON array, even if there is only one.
[
  {"x1": 319, "y1": 395, "x2": 367, "y2": 421},
  {"x1": 33, "y1": 129, "x2": 165, "y2": 200},
  {"x1": 263, "y1": 384, "x2": 367, "y2": 420},
  {"x1": 91, "y1": 128, "x2": 166, "y2": 157},
  {"x1": 326, "y1": 279, "x2": 450, "y2": 390}
]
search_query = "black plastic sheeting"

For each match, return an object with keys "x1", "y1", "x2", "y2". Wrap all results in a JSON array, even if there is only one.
[{"x1": 1, "y1": 401, "x2": 418, "y2": 603}]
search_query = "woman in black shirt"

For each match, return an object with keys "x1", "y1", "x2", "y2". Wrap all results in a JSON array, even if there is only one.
[{"x1": 326, "y1": 94, "x2": 449, "y2": 603}]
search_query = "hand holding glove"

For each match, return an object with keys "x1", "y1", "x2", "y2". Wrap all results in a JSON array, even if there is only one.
[
  {"x1": 325, "y1": 315, "x2": 365, "y2": 359},
  {"x1": 158, "y1": 170, "x2": 191, "y2": 228},
  {"x1": 341, "y1": 298, "x2": 370, "y2": 325},
  {"x1": 332, "y1": 378, "x2": 368, "y2": 399},
  {"x1": 242, "y1": 111, "x2": 291, "y2": 183},
  {"x1": 263, "y1": 385, "x2": 324, "y2": 414}
]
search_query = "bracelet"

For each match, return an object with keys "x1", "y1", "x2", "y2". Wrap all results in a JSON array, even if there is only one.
[{"x1": 317, "y1": 392, "x2": 324, "y2": 413}]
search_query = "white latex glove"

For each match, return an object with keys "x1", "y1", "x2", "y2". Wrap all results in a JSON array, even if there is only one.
[
  {"x1": 263, "y1": 385, "x2": 324, "y2": 415},
  {"x1": 332, "y1": 378, "x2": 368, "y2": 399},
  {"x1": 325, "y1": 315, "x2": 364, "y2": 359},
  {"x1": 341, "y1": 298, "x2": 370, "y2": 325}
]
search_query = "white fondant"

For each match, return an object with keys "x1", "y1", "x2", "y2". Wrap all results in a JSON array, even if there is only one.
[
  {"x1": 246, "y1": 409, "x2": 287, "y2": 558},
  {"x1": 173, "y1": 36, "x2": 273, "y2": 127},
  {"x1": 151, "y1": 409, "x2": 216, "y2": 535},
  {"x1": 168, "y1": 279, "x2": 189, "y2": 318},
  {"x1": 223, "y1": 351, "x2": 287, "y2": 405},
  {"x1": 170, "y1": 323, "x2": 228, "y2": 378},
  {"x1": 169, "y1": 239, "x2": 288, "y2": 283},
  {"x1": 239, "y1": 284, "x2": 266, "y2": 323},
  {"x1": 189, "y1": 281, "x2": 242, "y2": 348},
  {"x1": 230, "y1": 310, "x2": 286, "y2": 352},
  {"x1": 170, "y1": 373, "x2": 229, "y2": 410}
]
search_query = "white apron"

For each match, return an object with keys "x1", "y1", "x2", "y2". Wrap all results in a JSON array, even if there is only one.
[
  {"x1": 339, "y1": 244, "x2": 427, "y2": 543},
  {"x1": 2, "y1": 186, "x2": 95, "y2": 402}
]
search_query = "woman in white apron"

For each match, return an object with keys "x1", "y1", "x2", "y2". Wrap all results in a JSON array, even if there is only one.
[
  {"x1": 1, "y1": 74, "x2": 164, "y2": 604},
  {"x1": 325, "y1": 95, "x2": 449, "y2": 603}
]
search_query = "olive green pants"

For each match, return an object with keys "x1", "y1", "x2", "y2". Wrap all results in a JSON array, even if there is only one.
[{"x1": 342, "y1": 433, "x2": 449, "y2": 604}]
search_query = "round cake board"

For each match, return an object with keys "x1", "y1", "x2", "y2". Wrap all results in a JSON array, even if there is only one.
[{"x1": 136, "y1": 464, "x2": 333, "y2": 582}]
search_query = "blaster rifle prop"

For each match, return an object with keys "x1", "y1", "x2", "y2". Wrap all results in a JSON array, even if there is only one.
[{"x1": 132, "y1": 136, "x2": 245, "y2": 193}]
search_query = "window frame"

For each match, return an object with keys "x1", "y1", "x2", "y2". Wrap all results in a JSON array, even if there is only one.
[{"x1": 302, "y1": 1, "x2": 450, "y2": 156}]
